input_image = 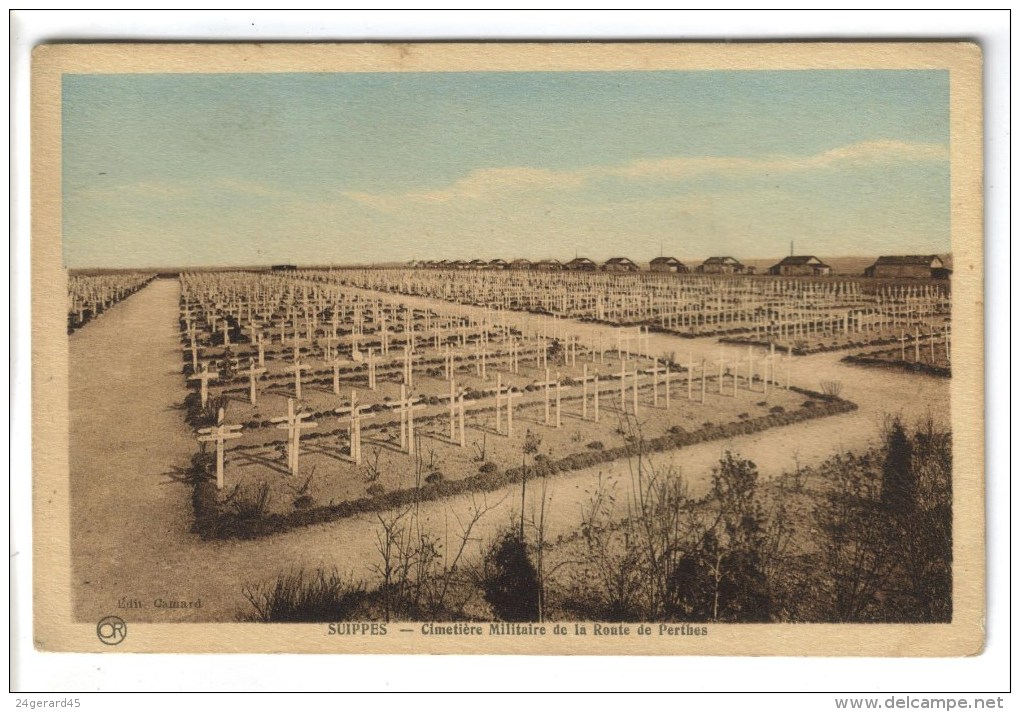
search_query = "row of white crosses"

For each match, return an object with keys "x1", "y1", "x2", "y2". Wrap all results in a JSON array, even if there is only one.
[
  {"x1": 68, "y1": 272, "x2": 155, "y2": 327},
  {"x1": 687, "y1": 344, "x2": 792, "y2": 402},
  {"x1": 898, "y1": 324, "x2": 952, "y2": 364},
  {"x1": 321, "y1": 267, "x2": 949, "y2": 339},
  {"x1": 198, "y1": 388, "x2": 382, "y2": 491}
]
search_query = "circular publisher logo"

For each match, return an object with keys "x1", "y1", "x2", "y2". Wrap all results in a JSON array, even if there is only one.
[{"x1": 96, "y1": 616, "x2": 127, "y2": 645}]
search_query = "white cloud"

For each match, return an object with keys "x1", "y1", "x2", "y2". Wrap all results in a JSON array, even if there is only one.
[{"x1": 341, "y1": 140, "x2": 948, "y2": 210}]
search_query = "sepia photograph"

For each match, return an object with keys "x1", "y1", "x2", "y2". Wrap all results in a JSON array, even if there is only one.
[{"x1": 28, "y1": 40, "x2": 984, "y2": 659}]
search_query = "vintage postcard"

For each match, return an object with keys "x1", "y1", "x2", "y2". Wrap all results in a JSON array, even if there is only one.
[{"x1": 31, "y1": 42, "x2": 983, "y2": 655}]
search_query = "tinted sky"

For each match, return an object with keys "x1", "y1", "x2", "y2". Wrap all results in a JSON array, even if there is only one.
[{"x1": 63, "y1": 70, "x2": 949, "y2": 268}]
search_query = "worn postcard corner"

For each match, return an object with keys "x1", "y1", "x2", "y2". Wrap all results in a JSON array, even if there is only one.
[{"x1": 31, "y1": 41, "x2": 983, "y2": 656}]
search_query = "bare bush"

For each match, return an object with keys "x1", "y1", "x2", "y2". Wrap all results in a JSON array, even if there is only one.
[
  {"x1": 820, "y1": 380, "x2": 843, "y2": 398},
  {"x1": 240, "y1": 568, "x2": 366, "y2": 622},
  {"x1": 225, "y1": 479, "x2": 271, "y2": 519}
]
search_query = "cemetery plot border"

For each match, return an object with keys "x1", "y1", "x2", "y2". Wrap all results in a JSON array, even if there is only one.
[
  {"x1": 188, "y1": 385, "x2": 857, "y2": 540},
  {"x1": 841, "y1": 350, "x2": 951, "y2": 378}
]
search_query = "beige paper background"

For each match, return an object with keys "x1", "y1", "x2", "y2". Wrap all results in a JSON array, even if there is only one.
[{"x1": 31, "y1": 41, "x2": 984, "y2": 655}]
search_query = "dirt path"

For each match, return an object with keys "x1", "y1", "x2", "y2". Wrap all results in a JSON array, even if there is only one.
[
  {"x1": 69, "y1": 280, "x2": 948, "y2": 623},
  {"x1": 70, "y1": 279, "x2": 198, "y2": 621}
]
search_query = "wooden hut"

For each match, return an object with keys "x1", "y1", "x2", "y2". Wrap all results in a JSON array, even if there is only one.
[
  {"x1": 649, "y1": 256, "x2": 688, "y2": 273},
  {"x1": 565, "y1": 257, "x2": 598, "y2": 272},
  {"x1": 696, "y1": 256, "x2": 745, "y2": 274},
  {"x1": 768, "y1": 255, "x2": 832, "y2": 277},
  {"x1": 533, "y1": 259, "x2": 564, "y2": 271},
  {"x1": 864, "y1": 255, "x2": 946, "y2": 279},
  {"x1": 602, "y1": 257, "x2": 640, "y2": 272}
]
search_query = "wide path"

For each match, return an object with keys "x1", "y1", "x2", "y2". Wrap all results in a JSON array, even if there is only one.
[
  {"x1": 70, "y1": 279, "x2": 198, "y2": 622},
  {"x1": 69, "y1": 279, "x2": 949, "y2": 622}
]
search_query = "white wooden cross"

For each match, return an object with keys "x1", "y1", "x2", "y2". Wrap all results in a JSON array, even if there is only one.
[
  {"x1": 443, "y1": 343, "x2": 455, "y2": 381},
  {"x1": 326, "y1": 351, "x2": 348, "y2": 396},
  {"x1": 492, "y1": 373, "x2": 524, "y2": 437},
  {"x1": 189, "y1": 331, "x2": 202, "y2": 371},
  {"x1": 189, "y1": 362, "x2": 219, "y2": 408},
  {"x1": 378, "y1": 311, "x2": 390, "y2": 355},
  {"x1": 402, "y1": 344, "x2": 415, "y2": 387},
  {"x1": 367, "y1": 347, "x2": 377, "y2": 390},
  {"x1": 256, "y1": 332, "x2": 266, "y2": 368},
  {"x1": 267, "y1": 395, "x2": 314, "y2": 473},
  {"x1": 555, "y1": 372, "x2": 571, "y2": 428},
  {"x1": 580, "y1": 364, "x2": 599, "y2": 421},
  {"x1": 446, "y1": 379, "x2": 468, "y2": 448},
  {"x1": 643, "y1": 358, "x2": 667, "y2": 408},
  {"x1": 700, "y1": 357, "x2": 707, "y2": 404},
  {"x1": 474, "y1": 340, "x2": 489, "y2": 380},
  {"x1": 197, "y1": 407, "x2": 243, "y2": 490},
  {"x1": 392, "y1": 384, "x2": 427, "y2": 455},
  {"x1": 271, "y1": 397, "x2": 318, "y2": 476},
  {"x1": 718, "y1": 346, "x2": 726, "y2": 395},
  {"x1": 664, "y1": 362, "x2": 671, "y2": 408},
  {"x1": 619, "y1": 358, "x2": 629, "y2": 413},
  {"x1": 638, "y1": 326, "x2": 652, "y2": 359},
  {"x1": 534, "y1": 368, "x2": 558, "y2": 426},
  {"x1": 617, "y1": 332, "x2": 632, "y2": 360},
  {"x1": 334, "y1": 389, "x2": 377, "y2": 465},
  {"x1": 285, "y1": 350, "x2": 312, "y2": 400},
  {"x1": 246, "y1": 357, "x2": 267, "y2": 405}
]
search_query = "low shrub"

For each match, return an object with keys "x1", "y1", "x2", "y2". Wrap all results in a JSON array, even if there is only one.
[
  {"x1": 482, "y1": 532, "x2": 540, "y2": 622},
  {"x1": 240, "y1": 569, "x2": 367, "y2": 622},
  {"x1": 227, "y1": 480, "x2": 271, "y2": 519}
]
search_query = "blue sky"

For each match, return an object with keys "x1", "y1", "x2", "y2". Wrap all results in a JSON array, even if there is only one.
[{"x1": 62, "y1": 70, "x2": 949, "y2": 268}]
